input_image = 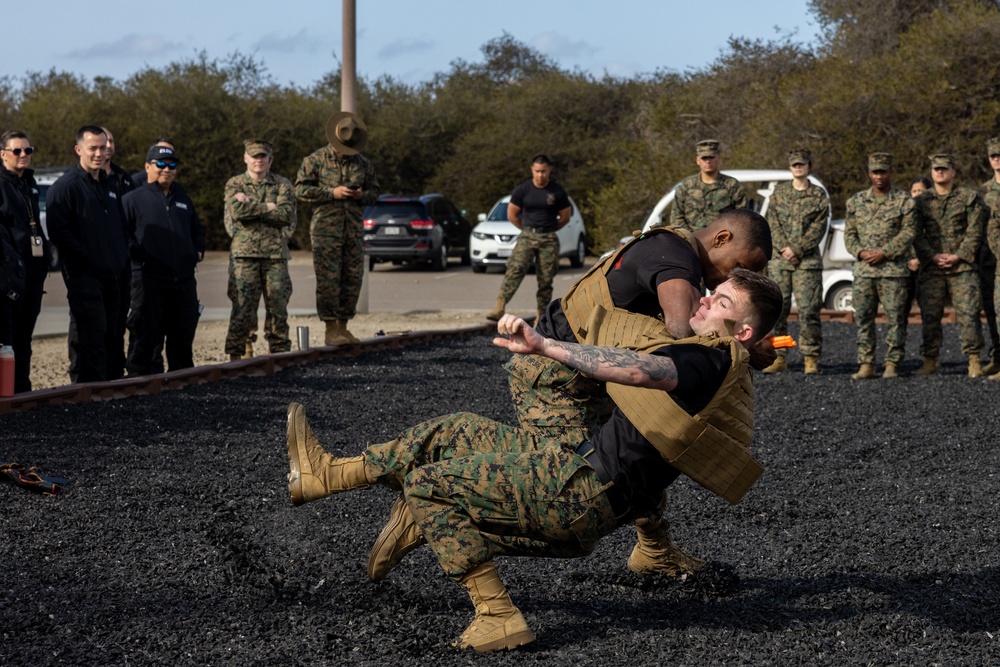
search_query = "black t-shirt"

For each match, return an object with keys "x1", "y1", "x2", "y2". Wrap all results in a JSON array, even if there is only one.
[
  {"x1": 538, "y1": 232, "x2": 703, "y2": 341},
  {"x1": 510, "y1": 179, "x2": 570, "y2": 233},
  {"x1": 590, "y1": 343, "x2": 732, "y2": 519}
]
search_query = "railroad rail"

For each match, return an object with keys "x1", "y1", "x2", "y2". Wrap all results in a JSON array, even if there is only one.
[{"x1": 0, "y1": 307, "x2": 964, "y2": 415}]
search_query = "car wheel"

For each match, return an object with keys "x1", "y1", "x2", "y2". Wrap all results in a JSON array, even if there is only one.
[
  {"x1": 825, "y1": 282, "x2": 854, "y2": 311},
  {"x1": 570, "y1": 236, "x2": 586, "y2": 268},
  {"x1": 431, "y1": 244, "x2": 448, "y2": 271},
  {"x1": 471, "y1": 261, "x2": 487, "y2": 274}
]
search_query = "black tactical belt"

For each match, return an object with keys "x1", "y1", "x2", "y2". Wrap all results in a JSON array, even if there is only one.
[{"x1": 575, "y1": 441, "x2": 629, "y2": 518}]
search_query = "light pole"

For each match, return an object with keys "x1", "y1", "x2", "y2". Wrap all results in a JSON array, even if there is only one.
[{"x1": 342, "y1": 0, "x2": 368, "y2": 312}]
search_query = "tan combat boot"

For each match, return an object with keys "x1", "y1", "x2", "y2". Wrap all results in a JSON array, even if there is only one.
[
  {"x1": 367, "y1": 494, "x2": 426, "y2": 581},
  {"x1": 762, "y1": 356, "x2": 788, "y2": 374},
  {"x1": 851, "y1": 363, "x2": 877, "y2": 380},
  {"x1": 803, "y1": 356, "x2": 820, "y2": 375},
  {"x1": 627, "y1": 520, "x2": 704, "y2": 577},
  {"x1": 245, "y1": 339, "x2": 254, "y2": 358},
  {"x1": 969, "y1": 355, "x2": 983, "y2": 378},
  {"x1": 324, "y1": 321, "x2": 351, "y2": 346},
  {"x1": 338, "y1": 319, "x2": 360, "y2": 344},
  {"x1": 324, "y1": 320, "x2": 340, "y2": 345},
  {"x1": 229, "y1": 354, "x2": 242, "y2": 362},
  {"x1": 286, "y1": 402, "x2": 371, "y2": 505},
  {"x1": 454, "y1": 562, "x2": 535, "y2": 653},
  {"x1": 882, "y1": 361, "x2": 899, "y2": 378},
  {"x1": 915, "y1": 357, "x2": 938, "y2": 376},
  {"x1": 983, "y1": 358, "x2": 1000, "y2": 376},
  {"x1": 485, "y1": 297, "x2": 506, "y2": 322}
]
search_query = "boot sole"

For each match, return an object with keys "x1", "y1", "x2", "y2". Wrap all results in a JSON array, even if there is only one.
[
  {"x1": 368, "y1": 495, "x2": 425, "y2": 581},
  {"x1": 471, "y1": 628, "x2": 535, "y2": 654},
  {"x1": 286, "y1": 403, "x2": 306, "y2": 506}
]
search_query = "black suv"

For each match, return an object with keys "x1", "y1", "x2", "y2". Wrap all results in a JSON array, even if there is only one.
[{"x1": 363, "y1": 194, "x2": 472, "y2": 271}]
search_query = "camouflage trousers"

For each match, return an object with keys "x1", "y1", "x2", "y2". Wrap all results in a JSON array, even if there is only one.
[
  {"x1": 497, "y1": 228, "x2": 560, "y2": 312},
  {"x1": 918, "y1": 270, "x2": 983, "y2": 358},
  {"x1": 852, "y1": 276, "x2": 909, "y2": 364},
  {"x1": 505, "y1": 353, "x2": 611, "y2": 443},
  {"x1": 505, "y1": 353, "x2": 662, "y2": 527},
  {"x1": 225, "y1": 257, "x2": 292, "y2": 355},
  {"x1": 769, "y1": 266, "x2": 823, "y2": 357},
  {"x1": 363, "y1": 412, "x2": 618, "y2": 580},
  {"x1": 981, "y1": 248, "x2": 999, "y2": 361},
  {"x1": 312, "y1": 221, "x2": 364, "y2": 321}
]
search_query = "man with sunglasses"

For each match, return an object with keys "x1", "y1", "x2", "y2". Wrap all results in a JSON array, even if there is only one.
[
  {"x1": 121, "y1": 145, "x2": 205, "y2": 376},
  {"x1": 669, "y1": 139, "x2": 748, "y2": 232},
  {"x1": 0, "y1": 130, "x2": 48, "y2": 392},
  {"x1": 46, "y1": 126, "x2": 130, "y2": 383},
  {"x1": 913, "y1": 152, "x2": 987, "y2": 377}
]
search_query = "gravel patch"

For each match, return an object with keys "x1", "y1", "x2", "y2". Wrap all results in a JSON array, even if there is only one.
[{"x1": 3, "y1": 322, "x2": 999, "y2": 665}]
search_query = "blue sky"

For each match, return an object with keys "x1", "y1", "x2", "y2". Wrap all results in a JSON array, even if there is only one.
[{"x1": 9, "y1": 1, "x2": 823, "y2": 88}]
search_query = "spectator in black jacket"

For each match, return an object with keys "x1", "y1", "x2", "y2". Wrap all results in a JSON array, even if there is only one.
[
  {"x1": 45, "y1": 126, "x2": 129, "y2": 383},
  {"x1": 122, "y1": 145, "x2": 205, "y2": 376},
  {"x1": 0, "y1": 130, "x2": 48, "y2": 392}
]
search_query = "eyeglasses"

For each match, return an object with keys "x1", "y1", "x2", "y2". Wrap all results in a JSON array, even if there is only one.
[
  {"x1": 151, "y1": 161, "x2": 178, "y2": 170},
  {"x1": 3, "y1": 147, "x2": 34, "y2": 156}
]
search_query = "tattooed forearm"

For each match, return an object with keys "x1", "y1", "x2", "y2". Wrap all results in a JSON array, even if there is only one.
[{"x1": 546, "y1": 340, "x2": 679, "y2": 390}]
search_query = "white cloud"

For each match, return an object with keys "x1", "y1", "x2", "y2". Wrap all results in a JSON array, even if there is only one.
[
  {"x1": 530, "y1": 31, "x2": 594, "y2": 60},
  {"x1": 378, "y1": 39, "x2": 434, "y2": 59},
  {"x1": 254, "y1": 29, "x2": 325, "y2": 54},
  {"x1": 65, "y1": 34, "x2": 184, "y2": 60}
]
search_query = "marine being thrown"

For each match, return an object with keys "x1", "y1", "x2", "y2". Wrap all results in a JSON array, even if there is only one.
[{"x1": 282, "y1": 267, "x2": 782, "y2": 653}]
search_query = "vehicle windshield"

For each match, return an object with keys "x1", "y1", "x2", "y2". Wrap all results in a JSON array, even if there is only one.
[
  {"x1": 364, "y1": 202, "x2": 424, "y2": 221},
  {"x1": 487, "y1": 203, "x2": 509, "y2": 222}
]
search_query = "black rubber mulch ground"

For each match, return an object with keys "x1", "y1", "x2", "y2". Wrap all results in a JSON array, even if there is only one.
[{"x1": 3, "y1": 322, "x2": 999, "y2": 666}]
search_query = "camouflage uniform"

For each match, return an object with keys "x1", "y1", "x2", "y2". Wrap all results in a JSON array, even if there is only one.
[
  {"x1": 362, "y1": 412, "x2": 615, "y2": 578},
  {"x1": 844, "y1": 186, "x2": 917, "y2": 365},
  {"x1": 766, "y1": 178, "x2": 829, "y2": 358},
  {"x1": 294, "y1": 146, "x2": 379, "y2": 321},
  {"x1": 670, "y1": 137, "x2": 748, "y2": 228},
  {"x1": 224, "y1": 169, "x2": 296, "y2": 355},
  {"x1": 978, "y1": 177, "x2": 1000, "y2": 364},
  {"x1": 914, "y1": 185, "x2": 985, "y2": 358},
  {"x1": 497, "y1": 228, "x2": 560, "y2": 312}
]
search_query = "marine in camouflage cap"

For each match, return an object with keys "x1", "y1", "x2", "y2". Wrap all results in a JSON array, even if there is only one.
[
  {"x1": 763, "y1": 146, "x2": 828, "y2": 374},
  {"x1": 914, "y1": 149, "x2": 986, "y2": 375},
  {"x1": 224, "y1": 136, "x2": 297, "y2": 358},
  {"x1": 981, "y1": 138, "x2": 1000, "y2": 373},
  {"x1": 669, "y1": 139, "x2": 747, "y2": 231},
  {"x1": 845, "y1": 150, "x2": 916, "y2": 378}
]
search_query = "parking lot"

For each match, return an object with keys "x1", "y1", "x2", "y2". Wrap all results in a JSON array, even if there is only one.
[{"x1": 36, "y1": 251, "x2": 596, "y2": 336}]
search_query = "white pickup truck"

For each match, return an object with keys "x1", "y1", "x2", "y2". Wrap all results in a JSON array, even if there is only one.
[{"x1": 640, "y1": 169, "x2": 854, "y2": 310}]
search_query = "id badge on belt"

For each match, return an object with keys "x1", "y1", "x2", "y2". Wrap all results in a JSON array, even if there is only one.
[{"x1": 29, "y1": 221, "x2": 44, "y2": 257}]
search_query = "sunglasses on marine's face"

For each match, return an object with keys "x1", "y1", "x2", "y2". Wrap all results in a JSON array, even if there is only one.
[
  {"x1": 152, "y1": 161, "x2": 178, "y2": 170},
  {"x1": 4, "y1": 147, "x2": 33, "y2": 156}
]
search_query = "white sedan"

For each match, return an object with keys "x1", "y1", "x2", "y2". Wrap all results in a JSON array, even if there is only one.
[{"x1": 469, "y1": 195, "x2": 587, "y2": 273}]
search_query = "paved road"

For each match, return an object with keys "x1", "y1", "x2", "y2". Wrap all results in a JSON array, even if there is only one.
[{"x1": 35, "y1": 251, "x2": 594, "y2": 336}]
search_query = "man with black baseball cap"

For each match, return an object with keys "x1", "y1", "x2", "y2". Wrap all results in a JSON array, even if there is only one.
[{"x1": 121, "y1": 143, "x2": 205, "y2": 376}]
